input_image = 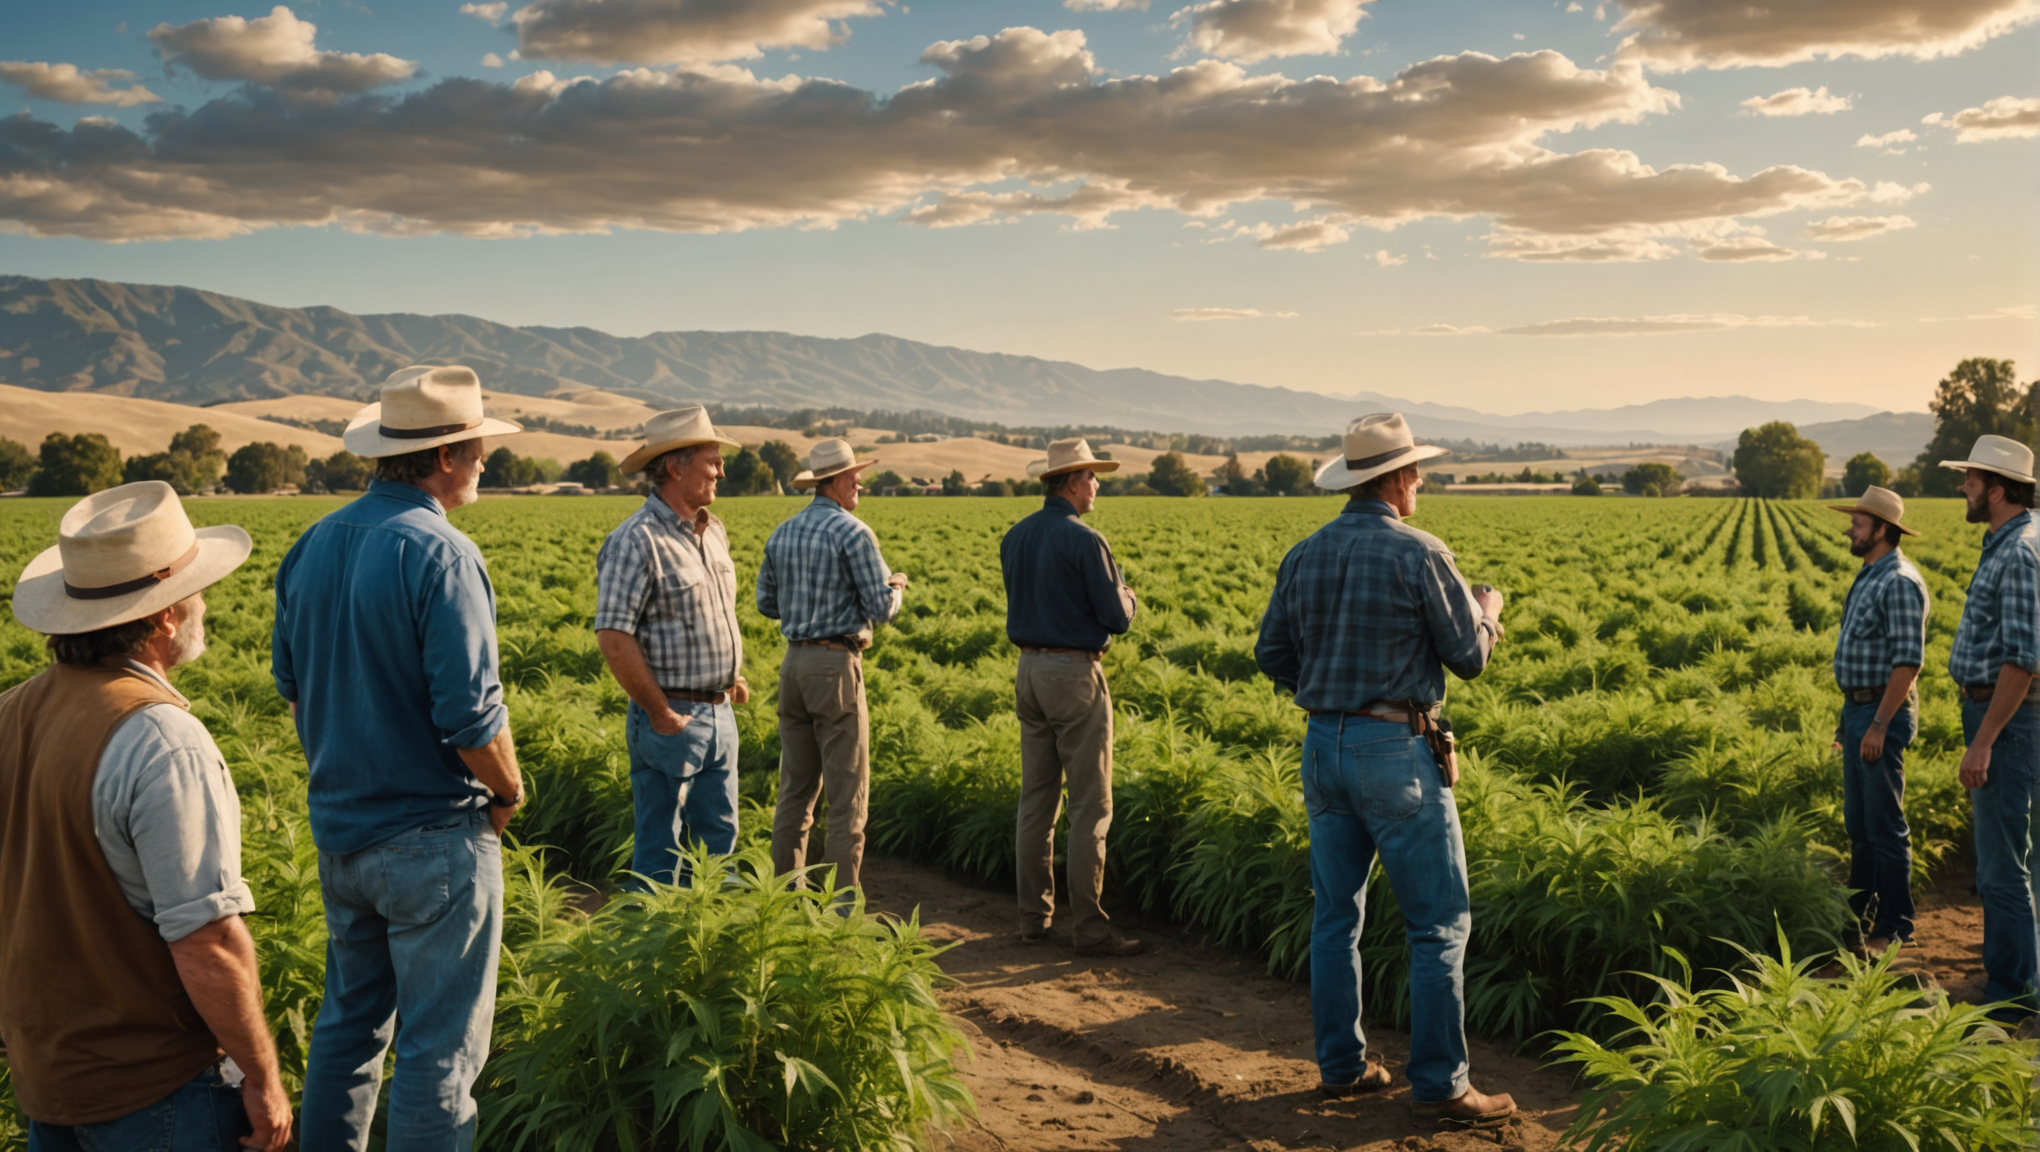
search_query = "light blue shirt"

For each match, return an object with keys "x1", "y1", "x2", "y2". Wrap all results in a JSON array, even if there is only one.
[
  {"x1": 1949, "y1": 511, "x2": 2040, "y2": 688},
  {"x1": 756, "y1": 497, "x2": 902, "y2": 644}
]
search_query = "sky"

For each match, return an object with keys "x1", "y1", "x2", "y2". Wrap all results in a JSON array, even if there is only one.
[{"x1": 1, "y1": 0, "x2": 2035, "y2": 417}]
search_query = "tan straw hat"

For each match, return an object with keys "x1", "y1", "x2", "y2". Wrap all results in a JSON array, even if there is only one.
[
  {"x1": 1026, "y1": 438, "x2": 1121, "y2": 479},
  {"x1": 1940, "y1": 434, "x2": 2036, "y2": 485},
  {"x1": 12, "y1": 481, "x2": 253, "y2": 635},
  {"x1": 1827, "y1": 484, "x2": 1919, "y2": 537},
  {"x1": 343, "y1": 366, "x2": 522, "y2": 459},
  {"x1": 1314, "y1": 413, "x2": 1448, "y2": 491},
  {"x1": 620, "y1": 406, "x2": 743, "y2": 475},
  {"x1": 791, "y1": 438, "x2": 877, "y2": 490}
]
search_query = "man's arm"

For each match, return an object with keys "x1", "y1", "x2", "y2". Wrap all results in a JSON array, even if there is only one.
[
  {"x1": 457, "y1": 727, "x2": 523, "y2": 835},
  {"x1": 418, "y1": 555, "x2": 509, "y2": 756},
  {"x1": 1420, "y1": 550, "x2": 1500, "y2": 681},
  {"x1": 755, "y1": 545, "x2": 781, "y2": 621},
  {"x1": 1081, "y1": 533, "x2": 1137, "y2": 635},
  {"x1": 167, "y1": 916, "x2": 290, "y2": 1151},
  {"x1": 269, "y1": 552, "x2": 296, "y2": 706},
  {"x1": 1962, "y1": 664, "x2": 2034, "y2": 788},
  {"x1": 1964, "y1": 556, "x2": 2040, "y2": 788},
  {"x1": 847, "y1": 528, "x2": 904, "y2": 626},
  {"x1": 1254, "y1": 552, "x2": 1301, "y2": 692},
  {"x1": 597, "y1": 629, "x2": 689, "y2": 735},
  {"x1": 1862, "y1": 578, "x2": 1927, "y2": 763}
]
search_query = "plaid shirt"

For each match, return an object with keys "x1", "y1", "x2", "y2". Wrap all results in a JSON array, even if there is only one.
[
  {"x1": 1950, "y1": 510, "x2": 2040, "y2": 688},
  {"x1": 1833, "y1": 548, "x2": 1929, "y2": 690},
  {"x1": 593, "y1": 495, "x2": 743, "y2": 692},
  {"x1": 1256, "y1": 498, "x2": 1498, "y2": 712},
  {"x1": 756, "y1": 497, "x2": 902, "y2": 643}
]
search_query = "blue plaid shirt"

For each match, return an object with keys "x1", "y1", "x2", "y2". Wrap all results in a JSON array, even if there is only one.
[
  {"x1": 1256, "y1": 498, "x2": 1499, "y2": 712},
  {"x1": 1832, "y1": 549, "x2": 1929, "y2": 690},
  {"x1": 756, "y1": 497, "x2": 901, "y2": 644},
  {"x1": 1950, "y1": 511, "x2": 2040, "y2": 688}
]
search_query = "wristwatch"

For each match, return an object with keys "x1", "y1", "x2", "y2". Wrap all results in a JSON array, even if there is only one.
[{"x1": 490, "y1": 788, "x2": 525, "y2": 809}]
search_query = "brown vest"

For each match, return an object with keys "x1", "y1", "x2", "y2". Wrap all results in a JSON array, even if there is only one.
[{"x1": 0, "y1": 663, "x2": 223, "y2": 1124}]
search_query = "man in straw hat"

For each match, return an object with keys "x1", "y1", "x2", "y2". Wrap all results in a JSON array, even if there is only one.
[
  {"x1": 273, "y1": 364, "x2": 527, "y2": 1147},
  {"x1": 596, "y1": 406, "x2": 751, "y2": 888},
  {"x1": 1941, "y1": 433, "x2": 2040, "y2": 1023},
  {"x1": 1, "y1": 481, "x2": 290, "y2": 1148},
  {"x1": 1826, "y1": 485, "x2": 1929, "y2": 955},
  {"x1": 1255, "y1": 414, "x2": 1514, "y2": 1127},
  {"x1": 757, "y1": 438, "x2": 909, "y2": 895},
  {"x1": 1000, "y1": 437, "x2": 1143, "y2": 956}
]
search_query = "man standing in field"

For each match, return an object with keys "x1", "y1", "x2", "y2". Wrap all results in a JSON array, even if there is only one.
[
  {"x1": 1941, "y1": 434, "x2": 2040, "y2": 1024},
  {"x1": 1, "y1": 481, "x2": 290, "y2": 1150},
  {"x1": 1255, "y1": 413, "x2": 1514, "y2": 1128},
  {"x1": 758, "y1": 438, "x2": 908, "y2": 895},
  {"x1": 596, "y1": 406, "x2": 750, "y2": 887},
  {"x1": 273, "y1": 365, "x2": 527, "y2": 1149},
  {"x1": 1826, "y1": 485, "x2": 1929, "y2": 954},
  {"x1": 1001, "y1": 437, "x2": 1143, "y2": 957}
]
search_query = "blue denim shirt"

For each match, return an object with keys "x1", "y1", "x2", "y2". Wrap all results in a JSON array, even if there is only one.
[
  {"x1": 1949, "y1": 510, "x2": 2040, "y2": 688},
  {"x1": 272, "y1": 481, "x2": 508, "y2": 854}
]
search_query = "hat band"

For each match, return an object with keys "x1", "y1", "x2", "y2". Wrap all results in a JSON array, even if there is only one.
[
  {"x1": 63, "y1": 542, "x2": 201, "y2": 601},
  {"x1": 1346, "y1": 445, "x2": 1414, "y2": 470},
  {"x1": 381, "y1": 418, "x2": 483, "y2": 440}
]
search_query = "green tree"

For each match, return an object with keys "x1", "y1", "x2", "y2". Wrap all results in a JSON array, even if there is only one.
[
  {"x1": 758, "y1": 441, "x2": 801, "y2": 487},
  {"x1": 305, "y1": 450, "x2": 373, "y2": 493},
  {"x1": 1888, "y1": 464, "x2": 1923, "y2": 498},
  {"x1": 1621, "y1": 461, "x2": 1684, "y2": 498},
  {"x1": 1733, "y1": 422, "x2": 1824, "y2": 499},
  {"x1": 941, "y1": 469, "x2": 968, "y2": 496},
  {"x1": 1217, "y1": 453, "x2": 1255, "y2": 495},
  {"x1": 123, "y1": 423, "x2": 228, "y2": 494},
  {"x1": 565, "y1": 451, "x2": 623, "y2": 489},
  {"x1": 0, "y1": 437, "x2": 33, "y2": 490},
  {"x1": 28, "y1": 432, "x2": 123, "y2": 496},
  {"x1": 1842, "y1": 452, "x2": 1891, "y2": 496},
  {"x1": 975, "y1": 478, "x2": 1014, "y2": 497},
  {"x1": 1145, "y1": 452, "x2": 1206, "y2": 497},
  {"x1": 717, "y1": 448, "x2": 777, "y2": 495},
  {"x1": 225, "y1": 442, "x2": 289, "y2": 494},
  {"x1": 1260, "y1": 454, "x2": 1313, "y2": 496},
  {"x1": 868, "y1": 469, "x2": 906, "y2": 493},
  {"x1": 1572, "y1": 472, "x2": 1602, "y2": 496},
  {"x1": 1913, "y1": 357, "x2": 2034, "y2": 497},
  {"x1": 483, "y1": 447, "x2": 560, "y2": 489}
]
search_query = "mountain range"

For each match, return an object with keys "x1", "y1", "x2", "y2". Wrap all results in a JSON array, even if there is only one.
[{"x1": 0, "y1": 275, "x2": 1924, "y2": 456}]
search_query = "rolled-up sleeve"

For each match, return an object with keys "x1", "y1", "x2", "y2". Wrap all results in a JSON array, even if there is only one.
[
  {"x1": 592, "y1": 530, "x2": 651, "y2": 636},
  {"x1": 847, "y1": 526, "x2": 902, "y2": 626},
  {"x1": 96, "y1": 709, "x2": 256, "y2": 943},
  {"x1": 418, "y1": 553, "x2": 507, "y2": 750},
  {"x1": 1083, "y1": 535, "x2": 1136, "y2": 636},
  {"x1": 1999, "y1": 554, "x2": 2040, "y2": 673},
  {"x1": 1416, "y1": 548, "x2": 1496, "y2": 682},
  {"x1": 1886, "y1": 577, "x2": 1928, "y2": 669}
]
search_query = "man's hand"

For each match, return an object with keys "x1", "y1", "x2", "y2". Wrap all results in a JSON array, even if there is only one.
[
  {"x1": 649, "y1": 704, "x2": 692, "y2": 735},
  {"x1": 887, "y1": 572, "x2": 909, "y2": 590},
  {"x1": 489, "y1": 799, "x2": 519, "y2": 836},
  {"x1": 1860, "y1": 721, "x2": 1887, "y2": 763},
  {"x1": 241, "y1": 1071, "x2": 292, "y2": 1151},
  {"x1": 728, "y1": 677, "x2": 751, "y2": 706},
  {"x1": 1473, "y1": 586, "x2": 1504, "y2": 620},
  {"x1": 1961, "y1": 741, "x2": 1992, "y2": 789}
]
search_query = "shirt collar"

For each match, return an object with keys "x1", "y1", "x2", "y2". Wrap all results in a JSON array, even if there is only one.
[
  {"x1": 645, "y1": 491, "x2": 714, "y2": 537},
  {"x1": 368, "y1": 479, "x2": 446, "y2": 517},
  {"x1": 1044, "y1": 496, "x2": 1079, "y2": 517},
  {"x1": 808, "y1": 495, "x2": 852, "y2": 517},
  {"x1": 1862, "y1": 548, "x2": 1900, "y2": 577},
  {"x1": 1342, "y1": 497, "x2": 1397, "y2": 519},
  {"x1": 115, "y1": 658, "x2": 189, "y2": 708},
  {"x1": 1982, "y1": 510, "x2": 2034, "y2": 554}
]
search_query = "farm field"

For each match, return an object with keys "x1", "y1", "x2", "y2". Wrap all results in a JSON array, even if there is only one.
[{"x1": 0, "y1": 492, "x2": 2030, "y2": 1147}]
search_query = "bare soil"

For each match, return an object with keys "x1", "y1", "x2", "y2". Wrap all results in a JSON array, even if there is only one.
[
  {"x1": 858, "y1": 857, "x2": 1582, "y2": 1152},
  {"x1": 1906, "y1": 863, "x2": 1988, "y2": 1004}
]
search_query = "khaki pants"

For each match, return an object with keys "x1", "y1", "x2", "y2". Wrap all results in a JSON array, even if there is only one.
[
  {"x1": 771, "y1": 645, "x2": 870, "y2": 891},
  {"x1": 1015, "y1": 651, "x2": 1116, "y2": 946}
]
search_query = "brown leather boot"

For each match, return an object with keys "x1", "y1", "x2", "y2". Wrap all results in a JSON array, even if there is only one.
[
  {"x1": 1319, "y1": 1058, "x2": 1392, "y2": 1097},
  {"x1": 1410, "y1": 1085, "x2": 1517, "y2": 1129},
  {"x1": 1074, "y1": 933, "x2": 1147, "y2": 957}
]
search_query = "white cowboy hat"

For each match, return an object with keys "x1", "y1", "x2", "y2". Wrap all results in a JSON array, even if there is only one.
[
  {"x1": 1026, "y1": 438, "x2": 1122, "y2": 479},
  {"x1": 12, "y1": 481, "x2": 253, "y2": 635},
  {"x1": 1940, "y1": 434, "x2": 2036, "y2": 485},
  {"x1": 620, "y1": 406, "x2": 743, "y2": 475},
  {"x1": 791, "y1": 438, "x2": 877, "y2": 490},
  {"x1": 1827, "y1": 484, "x2": 1919, "y2": 537},
  {"x1": 1314, "y1": 413, "x2": 1448, "y2": 491},
  {"x1": 343, "y1": 366, "x2": 522, "y2": 459}
]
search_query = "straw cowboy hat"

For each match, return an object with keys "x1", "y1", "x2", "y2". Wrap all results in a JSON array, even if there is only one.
[
  {"x1": 12, "y1": 481, "x2": 253, "y2": 636},
  {"x1": 1314, "y1": 413, "x2": 1448, "y2": 491},
  {"x1": 1940, "y1": 434, "x2": 2036, "y2": 485},
  {"x1": 1026, "y1": 438, "x2": 1121, "y2": 479},
  {"x1": 343, "y1": 366, "x2": 522, "y2": 459},
  {"x1": 791, "y1": 438, "x2": 877, "y2": 490},
  {"x1": 1827, "y1": 485, "x2": 1919, "y2": 537},
  {"x1": 620, "y1": 406, "x2": 743, "y2": 475}
]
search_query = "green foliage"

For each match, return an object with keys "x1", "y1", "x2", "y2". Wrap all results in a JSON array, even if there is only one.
[
  {"x1": 1259, "y1": 453, "x2": 1313, "y2": 496},
  {"x1": 225, "y1": 441, "x2": 308, "y2": 494},
  {"x1": 1843, "y1": 452, "x2": 1892, "y2": 497},
  {"x1": 1622, "y1": 461, "x2": 1684, "y2": 497},
  {"x1": 304, "y1": 450, "x2": 373, "y2": 494},
  {"x1": 868, "y1": 469, "x2": 906, "y2": 493},
  {"x1": 1735, "y1": 422, "x2": 1826, "y2": 499},
  {"x1": 1573, "y1": 472, "x2": 1603, "y2": 495},
  {"x1": 123, "y1": 424, "x2": 228, "y2": 494},
  {"x1": 0, "y1": 439, "x2": 31, "y2": 491},
  {"x1": 758, "y1": 441, "x2": 801, "y2": 488},
  {"x1": 565, "y1": 451, "x2": 623, "y2": 489},
  {"x1": 1217, "y1": 453, "x2": 1252, "y2": 495},
  {"x1": 720, "y1": 447, "x2": 777, "y2": 496},
  {"x1": 27, "y1": 432, "x2": 122, "y2": 496},
  {"x1": 1146, "y1": 452, "x2": 1206, "y2": 497},
  {"x1": 1554, "y1": 940, "x2": 2039, "y2": 1151},
  {"x1": 483, "y1": 447, "x2": 562, "y2": 488},
  {"x1": 1914, "y1": 357, "x2": 2035, "y2": 498}
]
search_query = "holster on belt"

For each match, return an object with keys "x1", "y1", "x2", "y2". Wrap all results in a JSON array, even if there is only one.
[{"x1": 1405, "y1": 698, "x2": 1458, "y2": 787}]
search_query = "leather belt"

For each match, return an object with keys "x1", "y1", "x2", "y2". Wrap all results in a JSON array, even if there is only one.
[
  {"x1": 1842, "y1": 688, "x2": 1881, "y2": 704},
  {"x1": 1962, "y1": 682, "x2": 2037, "y2": 703},
  {"x1": 662, "y1": 688, "x2": 730, "y2": 705},
  {"x1": 1020, "y1": 646, "x2": 1101, "y2": 661},
  {"x1": 792, "y1": 638, "x2": 860, "y2": 652},
  {"x1": 1311, "y1": 700, "x2": 1442, "y2": 726}
]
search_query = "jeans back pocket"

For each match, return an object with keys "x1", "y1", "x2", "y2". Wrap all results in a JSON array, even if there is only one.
[{"x1": 1356, "y1": 742, "x2": 1426, "y2": 822}]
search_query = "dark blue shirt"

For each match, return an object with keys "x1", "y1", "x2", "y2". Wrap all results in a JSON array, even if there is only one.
[
  {"x1": 1000, "y1": 497, "x2": 1137, "y2": 651},
  {"x1": 272, "y1": 481, "x2": 508, "y2": 854},
  {"x1": 1256, "y1": 498, "x2": 1498, "y2": 711}
]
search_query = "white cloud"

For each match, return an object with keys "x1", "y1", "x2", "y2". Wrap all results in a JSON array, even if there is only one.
[
  {"x1": 1924, "y1": 96, "x2": 2040, "y2": 141},
  {"x1": 1067, "y1": 0, "x2": 1150, "y2": 8},
  {"x1": 1856, "y1": 128, "x2": 1916, "y2": 149},
  {"x1": 1373, "y1": 248, "x2": 1405, "y2": 266},
  {"x1": 1868, "y1": 180, "x2": 1928, "y2": 203},
  {"x1": 0, "y1": 61, "x2": 160, "y2": 106},
  {"x1": 512, "y1": 0, "x2": 887, "y2": 65},
  {"x1": 461, "y1": 1, "x2": 509, "y2": 21},
  {"x1": 1230, "y1": 217, "x2": 1352, "y2": 252},
  {"x1": 1498, "y1": 313, "x2": 1870, "y2": 336},
  {"x1": 1172, "y1": 306, "x2": 1298, "y2": 320},
  {"x1": 1690, "y1": 236, "x2": 1809, "y2": 261},
  {"x1": 1170, "y1": 0, "x2": 1372, "y2": 64},
  {"x1": 1608, "y1": 0, "x2": 2040, "y2": 70},
  {"x1": 1803, "y1": 213, "x2": 1915, "y2": 241},
  {"x1": 149, "y1": 6, "x2": 418, "y2": 102},
  {"x1": 1484, "y1": 230, "x2": 1680, "y2": 262},
  {"x1": 481, "y1": 52, "x2": 508, "y2": 67},
  {"x1": 1921, "y1": 305, "x2": 2040, "y2": 322},
  {"x1": 1740, "y1": 85, "x2": 1851, "y2": 116}
]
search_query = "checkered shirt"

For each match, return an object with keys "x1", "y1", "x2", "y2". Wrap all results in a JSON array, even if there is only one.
[
  {"x1": 1832, "y1": 548, "x2": 1929, "y2": 690},
  {"x1": 1949, "y1": 510, "x2": 2040, "y2": 688},
  {"x1": 593, "y1": 495, "x2": 743, "y2": 692},
  {"x1": 756, "y1": 497, "x2": 902, "y2": 643}
]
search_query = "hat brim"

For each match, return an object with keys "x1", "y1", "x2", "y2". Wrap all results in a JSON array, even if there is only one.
[
  {"x1": 10, "y1": 525, "x2": 254, "y2": 635},
  {"x1": 1940, "y1": 459, "x2": 2037, "y2": 484},
  {"x1": 792, "y1": 458, "x2": 877, "y2": 490},
  {"x1": 1315, "y1": 444, "x2": 1449, "y2": 491},
  {"x1": 342, "y1": 403, "x2": 524, "y2": 459},
  {"x1": 1027, "y1": 459, "x2": 1122, "y2": 478},
  {"x1": 1826, "y1": 504, "x2": 1920, "y2": 536},
  {"x1": 620, "y1": 433, "x2": 746, "y2": 475}
]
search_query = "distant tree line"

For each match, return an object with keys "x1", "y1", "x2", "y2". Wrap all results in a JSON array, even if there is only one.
[{"x1": 0, "y1": 425, "x2": 376, "y2": 497}]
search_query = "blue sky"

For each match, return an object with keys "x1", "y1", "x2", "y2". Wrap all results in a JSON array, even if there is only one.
[{"x1": 2, "y1": 0, "x2": 2035, "y2": 415}]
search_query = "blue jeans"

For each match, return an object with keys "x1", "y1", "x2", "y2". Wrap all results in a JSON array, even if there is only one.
[
  {"x1": 28, "y1": 1063, "x2": 245, "y2": 1151},
  {"x1": 1840, "y1": 700, "x2": 1915, "y2": 940},
  {"x1": 1964, "y1": 697, "x2": 2040, "y2": 1016},
  {"x1": 1302, "y1": 714, "x2": 1471, "y2": 1104},
  {"x1": 625, "y1": 699, "x2": 740, "y2": 888},
  {"x1": 302, "y1": 809, "x2": 503, "y2": 1152}
]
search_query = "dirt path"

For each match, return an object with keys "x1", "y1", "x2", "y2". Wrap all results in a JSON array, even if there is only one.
[
  {"x1": 1908, "y1": 865, "x2": 1987, "y2": 1003},
  {"x1": 859, "y1": 857, "x2": 1581, "y2": 1152}
]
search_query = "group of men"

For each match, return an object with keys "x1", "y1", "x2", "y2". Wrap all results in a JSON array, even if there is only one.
[{"x1": 5, "y1": 359, "x2": 2040, "y2": 1146}]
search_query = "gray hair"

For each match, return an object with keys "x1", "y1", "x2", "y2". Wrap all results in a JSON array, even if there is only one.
[
  {"x1": 375, "y1": 437, "x2": 483, "y2": 484},
  {"x1": 1042, "y1": 469, "x2": 1079, "y2": 495},
  {"x1": 647, "y1": 444, "x2": 701, "y2": 483}
]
